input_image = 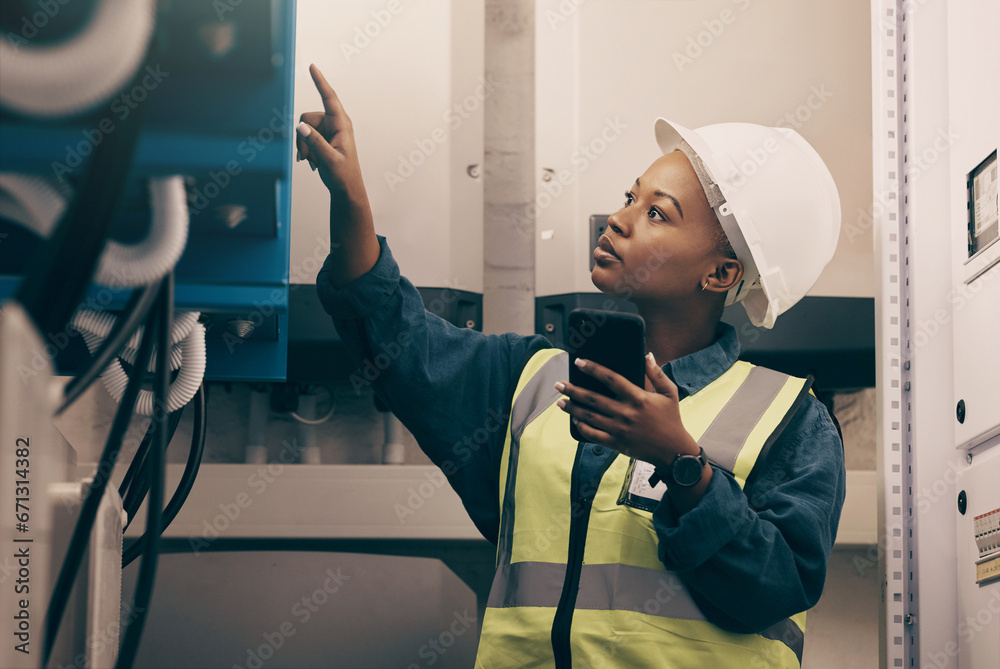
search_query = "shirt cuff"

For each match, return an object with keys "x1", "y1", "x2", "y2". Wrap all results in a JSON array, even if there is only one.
[
  {"x1": 315, "y1": 235, "x2": 399, "y2": 320},
  {"x1": 653, "y1": 466, "x2": 751, "y2": 571}
]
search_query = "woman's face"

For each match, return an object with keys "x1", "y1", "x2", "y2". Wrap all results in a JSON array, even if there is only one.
[{"x1": 591, "y1": 150, "x2": 738, "y2": 305}]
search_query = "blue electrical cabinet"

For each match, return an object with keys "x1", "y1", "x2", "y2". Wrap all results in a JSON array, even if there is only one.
[{"x1": 0, "y1": 0, "x2": 296, "y2": 380}]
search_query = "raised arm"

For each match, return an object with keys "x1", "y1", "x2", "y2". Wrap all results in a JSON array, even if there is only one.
[
  {"x1": 299, "y1": 65, "x2": 550, "y2": 542},
  {"x1": 295, "y1": 63, "x2": 380, "y2": 288}
]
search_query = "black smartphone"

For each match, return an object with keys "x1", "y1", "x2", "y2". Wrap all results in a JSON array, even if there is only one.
[{"x1": 566, "y1": 309, "x2": 646, "y2": 442}]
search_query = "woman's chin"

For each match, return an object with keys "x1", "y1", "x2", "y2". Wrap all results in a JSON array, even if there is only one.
[{"x1": 590, "y1": 266, "x2": 627, "y2": 298}]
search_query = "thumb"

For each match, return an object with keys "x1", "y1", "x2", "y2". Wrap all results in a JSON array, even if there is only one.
[
  {"x1": 644, "y1": 352, "x2": 678, "y2": 398},
  {"x1": 296, "y1": 122, "x2": 338, "y2": 168}
]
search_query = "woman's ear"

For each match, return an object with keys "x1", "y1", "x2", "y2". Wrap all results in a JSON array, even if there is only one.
[{"x1": 708, "y1": 259, "x2": 744, "y2": 292}]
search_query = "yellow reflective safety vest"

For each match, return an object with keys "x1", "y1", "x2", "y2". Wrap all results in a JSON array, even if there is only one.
[{"x1": 475, "y1": 348, "x2": 814, "y2": 669}]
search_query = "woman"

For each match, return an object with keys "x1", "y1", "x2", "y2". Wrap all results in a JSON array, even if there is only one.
[{"x1": 297, "y1": 63, "x2": 845, "y2": 669}]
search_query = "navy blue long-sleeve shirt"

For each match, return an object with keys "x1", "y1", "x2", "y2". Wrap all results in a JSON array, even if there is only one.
[{"x1": 316, "y1": 235, "x2": 846, "y2": 633}]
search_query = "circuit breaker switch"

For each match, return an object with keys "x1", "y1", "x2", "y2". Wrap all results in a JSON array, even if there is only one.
[{"x1": 974, "y1": 507, "x2": 1000, "y2": 557}]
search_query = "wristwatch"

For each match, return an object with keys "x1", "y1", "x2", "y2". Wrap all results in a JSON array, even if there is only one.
[{"x1": 648, "y1": 447, "x2": 708, "y2": 488}]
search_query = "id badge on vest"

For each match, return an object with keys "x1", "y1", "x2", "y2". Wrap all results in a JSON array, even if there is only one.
[{"x1": 618, "y1": 459, "x2": 667, "y2": 513}]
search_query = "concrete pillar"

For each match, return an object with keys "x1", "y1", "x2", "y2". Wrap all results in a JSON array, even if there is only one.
[{"x1": 483, "y1": 0, "x2": 535, "y2": 336}]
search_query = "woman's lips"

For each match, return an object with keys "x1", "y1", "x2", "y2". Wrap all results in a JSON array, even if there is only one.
[{"x1": 594, "y1": 235, "x2": 621, "y2": 263}]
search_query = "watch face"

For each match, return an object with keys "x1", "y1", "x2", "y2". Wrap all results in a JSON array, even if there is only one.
[{"x1": 673, "y1": 455, "x2": 704, "y2": 486}]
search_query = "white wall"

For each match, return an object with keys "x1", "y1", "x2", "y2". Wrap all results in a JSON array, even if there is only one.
[{"x1": 290, "y1": 0, "x2": 485, "y2": 293}]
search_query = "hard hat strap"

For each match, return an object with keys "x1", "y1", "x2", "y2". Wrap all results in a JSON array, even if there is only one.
[{"x1": 714, "y1": 201, "x2": 760, "y2": 307}]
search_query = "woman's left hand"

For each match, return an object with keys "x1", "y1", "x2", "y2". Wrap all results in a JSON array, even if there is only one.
[{"x1": 555, "y1": 352, "x2": 700, "y2": 468}]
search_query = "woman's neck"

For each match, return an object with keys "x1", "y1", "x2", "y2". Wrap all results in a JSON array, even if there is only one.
[{"x1": 634, "y1": 299, "x2": 721, "y2": 364}]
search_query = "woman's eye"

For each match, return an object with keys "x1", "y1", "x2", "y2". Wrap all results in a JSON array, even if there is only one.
[
  {"x1": 648, "y1": 207, "x2": 665, "y2": 221},
  {"x1": 623, "y1": 191, "x2": 635, "y2": 206}
]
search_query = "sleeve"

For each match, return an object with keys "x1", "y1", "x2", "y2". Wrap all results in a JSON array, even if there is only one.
[
  {"x1": 316, "y1": 235, "x2": 551, "y2": 543},
  {"x1": 651, "y1": 394, "x2": 847, "y2": 633}
]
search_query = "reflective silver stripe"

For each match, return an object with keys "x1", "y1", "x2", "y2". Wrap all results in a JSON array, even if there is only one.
[
  {"x1": 488, "y1": 561, "x2": 565, "y2": 608},
  {"x1": 510, "y1": 352, "x2": 567, "y2": 443},
  {"x1": 496, "y1": 351, "x2": 566, "y2": 564},
  {"x1": 489, "y1": 560, "x2": 802, "y2": 662},
  {"x1": 576, "y1": 563, "x2": 705, "y2": 619},
  {"x1": 760, "y1": 618, "x2": 805, "y2": 665},
  {"x1": 489, "y1": 562, "x2": 700, "y2": 619},
  {"x1": 698, "y1": 365, "x2": 789, "y2": 472}
]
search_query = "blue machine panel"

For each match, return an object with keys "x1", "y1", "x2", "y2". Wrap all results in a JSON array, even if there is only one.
[{"x1": 0, "y1": 0, "x2": 296, "y2": 381}]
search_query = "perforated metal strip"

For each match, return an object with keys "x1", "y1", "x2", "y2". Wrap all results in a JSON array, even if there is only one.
[{"x1": 874, "y1": 2, "x2": 917, "y2": 666}]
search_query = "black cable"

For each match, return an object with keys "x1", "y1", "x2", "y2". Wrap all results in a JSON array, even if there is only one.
[
  {"x1": 123, "y1": 383, "x2": 207, "y2": 568},
  {"x1": 59, "y1": 278, "x2": 163, "y2": 415},
  {"x1": 42, "y1": 287, "x2": 162, "y2": 668},
  {"x1": 121, "y1": 408, "x2": 184, "y2": 530},
  {"x1": 15, "y1": 40, "x2": 158, "y2": 341},
  {"x1": 118, "y1": 410, "x2": 164, "y2": 503},
  {"x1": 117, "y1": 272, "x2": 172, "y2": 669}
]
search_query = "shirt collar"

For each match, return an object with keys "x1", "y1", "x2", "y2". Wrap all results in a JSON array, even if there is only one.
[{"x1": 662, "y1": 321, "x2": 741, "y2": 399}]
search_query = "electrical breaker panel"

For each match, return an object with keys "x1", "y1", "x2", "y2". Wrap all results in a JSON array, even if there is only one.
[{"x1": 955, "y1": 449, "x2": 1000, "y2": 668}]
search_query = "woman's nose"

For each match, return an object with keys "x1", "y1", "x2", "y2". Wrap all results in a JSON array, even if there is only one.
[{"x1": 607, "y1": 209, "x2": 631, "y2": 237}]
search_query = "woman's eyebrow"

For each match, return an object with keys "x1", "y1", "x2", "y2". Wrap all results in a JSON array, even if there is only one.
[{"x1": 635, "y1": 178, "x2": 684, "y2": 219}]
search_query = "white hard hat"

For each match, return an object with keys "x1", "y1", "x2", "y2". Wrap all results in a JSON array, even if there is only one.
[{"x1": 655, "y1": 118, "x2": 841, "y2": 329}]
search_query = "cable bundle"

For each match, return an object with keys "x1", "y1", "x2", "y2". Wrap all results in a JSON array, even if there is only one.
[
  {"x1": 0, "y1": 174, "x2": 191, "y2": 289},
  {"x1": 71, "y1": 308, "x2": 206, "y2": 415}
]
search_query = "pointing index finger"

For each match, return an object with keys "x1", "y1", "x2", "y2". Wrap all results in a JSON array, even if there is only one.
[{"x1": 309, "y1": 63, "x2": 347, "y2": 119}]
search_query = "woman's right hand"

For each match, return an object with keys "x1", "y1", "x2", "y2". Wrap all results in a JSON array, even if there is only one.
[
  {"x1": 296, "y1": 63, "x2": 379, "y2": 286},
  {"x1": 296, "y1": 65, "x2": 372, "y2": 231}
]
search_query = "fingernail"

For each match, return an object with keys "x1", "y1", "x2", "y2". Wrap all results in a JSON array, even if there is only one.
[
  {"x1": 571, "y1": 417, "x2": 579, "y2": 425},
  {"x1": 296, "y1": 150, "x2": 302, "y2": 162},
  {"x1": 647, "y1": 352, "x2": 656, "y2": 366},
  {"x1": 574, "y1": 358, "x2": 587, "y2": 369},
  {"x1": 554, "y1": 381, "x2": 565, "y2": 392},
  {"x1": 556, "y1": 398, "x2": 567, "y2": 409},
  {"x1": 310, "y1": 162, "x2": 317, "y2": 172},
  {"x1": 296, "y1": 122, "x2": 312, "y2": 138}
]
